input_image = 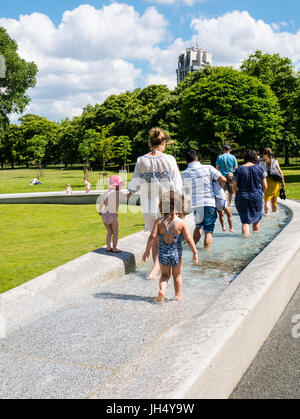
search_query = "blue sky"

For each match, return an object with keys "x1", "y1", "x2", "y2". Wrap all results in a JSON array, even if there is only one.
[{"x1": 1, "y1": 1, "x2": 299, "y2": 121}]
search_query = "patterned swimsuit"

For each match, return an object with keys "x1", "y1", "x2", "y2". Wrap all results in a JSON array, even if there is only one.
[{"x1": 158, "y1": 218, "x2": 183, "y2": 267}]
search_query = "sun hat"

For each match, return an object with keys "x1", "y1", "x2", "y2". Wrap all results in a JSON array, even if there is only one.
[{"x1": 109, "y1": 175, "x2": 124, "y2": 189}]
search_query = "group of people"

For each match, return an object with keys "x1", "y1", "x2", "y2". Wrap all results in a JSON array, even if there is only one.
[{"x1": 98, "y1": 127, "x2": 286, "y2": 304}]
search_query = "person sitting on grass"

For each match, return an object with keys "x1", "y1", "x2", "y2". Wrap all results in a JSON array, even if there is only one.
[
  {"x1": 30, "y1": 177, "x2": 41, "y2": 186},
  {"x1": 142, "y1": 191, "x2": 198, "y2": 305},
  {"x1": 98, "y1": 175, "x2": 128, "y2": 253}
]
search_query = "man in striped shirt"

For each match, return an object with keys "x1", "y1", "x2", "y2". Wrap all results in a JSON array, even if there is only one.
[{"x1": 182, "y1": 150, "x2": 226, "y2": 248}]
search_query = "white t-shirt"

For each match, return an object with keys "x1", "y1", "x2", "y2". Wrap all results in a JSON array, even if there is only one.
[{"x1": 128, "y1": 153, "x2": 183, "y2": 216}]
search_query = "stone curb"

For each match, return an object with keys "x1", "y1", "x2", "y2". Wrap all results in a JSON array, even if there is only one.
[
  {"x1": 92, "y1": 199, "x2": 299, "y2": 399},
  {"x1": 0, "y1": 190, "x2": 140, "y2": 205}
]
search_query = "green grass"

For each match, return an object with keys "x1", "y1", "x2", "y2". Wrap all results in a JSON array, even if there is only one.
[
  {"x1": 0, "y1": 204, "x2": 144, "y2": 294},
  {"x1": 0, "y1": 168, "x2": 134, "y2": 195},
  {"x1": 280, "y1": 168, "x2": 300, "y2": 200}
]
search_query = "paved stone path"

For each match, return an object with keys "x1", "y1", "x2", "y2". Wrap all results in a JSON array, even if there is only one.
[
  {"x1": 0, "y1": 260, "x2": 229, "y2": 399},
  {"x1": 231, "y1": 284, "x2": 300, "y2": 399}
]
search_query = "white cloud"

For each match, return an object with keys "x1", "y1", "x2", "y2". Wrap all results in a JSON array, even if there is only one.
[
  {"x1": 191, "y1": 10, "x2": 300, "y2": 68},
  {"x1": 2, "y1": 6, "x2": 300, "y2": 123},
  {"x1": 149, "y1": 0, "x2": 205, "y2": 5},
  {"x1": 0, "y1": 3, "x2": 167, "y2": 121}
]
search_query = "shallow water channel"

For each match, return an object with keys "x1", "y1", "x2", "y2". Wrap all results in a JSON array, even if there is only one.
[{"x1": 97, "y1": 204, "x2": 291, "y2": 313}]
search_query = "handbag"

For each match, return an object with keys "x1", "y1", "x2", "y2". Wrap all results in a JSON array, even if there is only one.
[
  {"x1": 222, "y1": 156, "x2": 234, "y2": 180},
  {"x1": 279, "y1": 188, "x2": 286, "y2": 200},
  {"x1": 267, "y1": 160, "x2": 282, "y2": 182}
]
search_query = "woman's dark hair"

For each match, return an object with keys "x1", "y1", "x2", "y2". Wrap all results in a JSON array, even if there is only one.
[
  {"x1": 224, "y1": 145, "x2": 232, "y2": 152},
  {"x1": 244, "y1": 149, "x2": 258, "y2": 164},
  {"x1": 186, "y1": 149, "x2": 198, "y2": 163}
]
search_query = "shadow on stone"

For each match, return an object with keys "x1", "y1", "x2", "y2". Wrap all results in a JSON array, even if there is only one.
[
  {"x1": 92, "y1": 248, "x2": 137, "y2": 274},
  {"x1": 93, "y1": 292, "x2": 155, "y2": 304}
]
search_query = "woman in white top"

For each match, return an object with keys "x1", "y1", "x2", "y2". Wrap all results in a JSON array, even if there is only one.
[{"x1": 128, "y1": 127, "x2": 183, "y2": 280}]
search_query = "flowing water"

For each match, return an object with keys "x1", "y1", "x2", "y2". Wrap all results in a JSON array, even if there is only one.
[{"x1": 96, "y1": 204, "x2": 291, "y2": 315}]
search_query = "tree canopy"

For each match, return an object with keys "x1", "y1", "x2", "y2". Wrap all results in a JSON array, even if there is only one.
[
  {"x1": 0, "y1": 27, "x2": 38, "y2": 126},
  {"x1": 241, "y1": 50, "x2": 300, "y2": 163},
  {"x1": 179, "y1": 67, "x2": 283, "y2": 159}
]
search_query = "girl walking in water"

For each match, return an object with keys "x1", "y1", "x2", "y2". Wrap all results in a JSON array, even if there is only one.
[{"x1": 143, "y1": 192, "x2": 198, "y2": 304}]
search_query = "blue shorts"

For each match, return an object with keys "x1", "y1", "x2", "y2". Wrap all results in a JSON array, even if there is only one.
[{"x1": 194, "y1": 206, "x2": 217, "y2": 233}]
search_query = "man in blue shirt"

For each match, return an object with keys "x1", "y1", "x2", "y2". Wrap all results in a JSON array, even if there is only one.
[{"x1": 216, "y1": 145, "x2": 238, "y2": 206}]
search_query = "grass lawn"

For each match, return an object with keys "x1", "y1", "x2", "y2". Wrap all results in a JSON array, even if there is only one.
[
  {"x1": 278, "y1": 162, "x2": 300, "y2": 200},
  {"x1": 0, "y1": 167, "x2": 134, "y2": 195},
  {"x1": 0, "y1": 204, "x2": 144, "y2": 294}
]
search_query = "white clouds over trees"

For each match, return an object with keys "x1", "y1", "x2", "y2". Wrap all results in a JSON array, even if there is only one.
[{"x1": 0, "y1": 4, "x2": 299, "y2": 121}]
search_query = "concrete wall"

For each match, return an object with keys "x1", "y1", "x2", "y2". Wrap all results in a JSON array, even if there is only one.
[{"x1": 0, "y1": 190, "x2": 140, "y2": 205}]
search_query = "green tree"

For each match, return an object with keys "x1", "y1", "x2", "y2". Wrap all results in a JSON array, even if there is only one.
[
  {"x1": 27, "y1": 134, "x2": 48, "y2": 173},
  {"x1": 7, "y1": 124, "x2": 22, "y2": 168},
  {"x1": 114, "y1": 135, "x2": 132, "y2": 169},
  {"x1": 180, "y1": 67, "x2": 283, "y2": 161},
  {"x1": 78, "y1": 129, "x2": 99, "y2": 174},
  {"x1": 58, "y1": 117, "x2": 83, "y2": 167},
  {"x1": 97, "y1": 125, "x2": 117, "y2": 171},
  {"x1": 0, "y1": 27, "x2": 38, "y2": 125},
  {"x1": 18, "y1": 114, "x2": 59, "y2": 167},
  {"x1": 241, "y1": 50, "x2": 299, "y2": 164}
]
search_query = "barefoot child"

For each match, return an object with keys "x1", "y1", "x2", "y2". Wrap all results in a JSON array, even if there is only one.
[
  {"x1": 212, "y1": 179, "x2": 235, "y2": 233},
  {"x1": 84, "y1": 178, "x2": 92, "y2": 194},
  {"x1": 143, "y1": 192, "x2": 198, "y2": 304},
  {"x1": 66, "y1": 184, "x2": 72, "y2": 195},
  {"x1": 99, "y1": 175, "x2": 125, "y2": 253}
]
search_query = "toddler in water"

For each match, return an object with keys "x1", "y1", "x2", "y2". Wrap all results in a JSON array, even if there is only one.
[
  {"x1": 99, "y1": 175, "x2": 125, "y2": 253},
  {"x1": 212, "y1": 180, "x2": 235, "y2": 233},
  {"x1": 143, "y1": 192, "x2": 198, "y2": 304}
]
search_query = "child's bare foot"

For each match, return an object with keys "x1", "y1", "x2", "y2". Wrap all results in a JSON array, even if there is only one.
[
  {"x1": 229, "y1": 228, "x2": 235, "y2": 233},
  {"x1": 222, "y1": 227, "x2": 227, "y2": 232},
  {"x1": 146, "y1": 268, "x2": 161, "y2": 280},
  {"x1": 112, "y1": 248, "x2": 122, "y2": 253},
  {"x1": 155, "y1": 293, "x2": 164, "y2": 305},
  {"x1": 146, "y1": 274, "x2": 160, "y2": 280},
  {"x1": 106, "y1": 248, "x2": 112, "y2": 252},
  {"x1": 174, "y1": 295, "x2": 183, "y2": 302}
]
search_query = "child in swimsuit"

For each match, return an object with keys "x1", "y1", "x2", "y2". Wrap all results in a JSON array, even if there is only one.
[
  {"x1": 99, "y1": 175, "x2": 126, "y2": 253},
  {"x1": 212, "y1": 179, "x2": 235, "y2": 233},
  {"x1": 84, "y1": 178, "x2": 92, "y2": 194},
  {"x1": 66, "y1": 184, "x2": 72, "y2": 195},
  {"x1": 143, "y1": 191, "x2": 198, "y2": 304}
]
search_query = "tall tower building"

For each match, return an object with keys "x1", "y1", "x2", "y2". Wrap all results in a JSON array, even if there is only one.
[{"x1": 177, "y1": 47, "x2": 212, "y2": 85}]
